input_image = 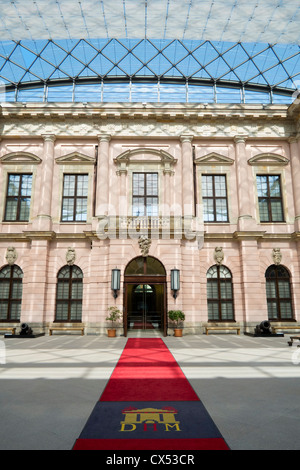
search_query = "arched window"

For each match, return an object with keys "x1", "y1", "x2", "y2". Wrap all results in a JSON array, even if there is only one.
[
  {"x1": 55, "y1": 265, "x2": 83, "y2": 322},
  {"x1": 265, "y1": 265, "x2": 293, "y2": 320},
  {"x1": 0, "y1": 265, "x2": 23, "y2": 322},
  {"x1": 207, "y1": 265, "x2": 234, "y2": 321},
  {"x1": 125, "y1": 256, "x2": 166, "y2": 276}
]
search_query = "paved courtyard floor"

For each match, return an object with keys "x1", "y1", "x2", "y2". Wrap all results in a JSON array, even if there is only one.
[{"x1": 0, "y1": 331, "x2": 299, "y2": 450}]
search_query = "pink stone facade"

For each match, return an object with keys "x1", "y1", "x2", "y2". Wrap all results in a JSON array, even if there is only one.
[{"x1": 1, "y1": 101, "x2": 300, "y2": 335}]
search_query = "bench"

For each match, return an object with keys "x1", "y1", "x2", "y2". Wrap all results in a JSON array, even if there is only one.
[
  {"x1": 49, "y1": 324, "x2": 85, "y2": 336},
  {"x1": 272, "y1": 325, "x2": 300, "y2": 334},
  {"x1": 287, "y1": 336, "x2": 300, "y2": 347},
  {"x1": 205, "y1": 326, "x2": 240, "y2": 335},
  {"x1": 0, "y1": 327, "x2": 16, "y2": 335}
]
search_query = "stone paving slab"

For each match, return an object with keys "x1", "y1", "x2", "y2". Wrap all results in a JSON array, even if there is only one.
[{"x1": 0, "y1": 333, "x2": 299, "y2": 450}]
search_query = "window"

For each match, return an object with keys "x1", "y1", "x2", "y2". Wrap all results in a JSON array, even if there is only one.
[
  {"x1": 256, "y1": 175, "x2": 284, "y2": 222},
  {"x1": 4, "y1": 174, "x2": 32, "y2": 221},
  {"x1": 61, "y1": 174, "x2": 88, "y2": 222},
  {"x1": 265, "y1": 265, "x2": 293, "y2": 321},
  {"x1": 207, "y1": 265, "x2": 234, "y2": 321},
  {"x1": 0, "y1": 265, "x2": 23, "y2": 321},
  {"x1": 55, "y1": 265, "x2": 83, "y2": 322},
  {"x1": 202, "y1": 175, "x2": 228, "y2": 222},
  {"x1": 132, "y1": 173, "x2": 158, "y2": 216}
]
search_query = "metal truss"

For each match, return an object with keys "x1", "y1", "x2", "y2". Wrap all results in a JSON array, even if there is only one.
[{"x1": 0, "y1": 38, "x2": 299, "y2": 102}]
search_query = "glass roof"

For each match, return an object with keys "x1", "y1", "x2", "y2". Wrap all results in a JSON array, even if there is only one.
[{"x1": 0, "y1": 1, "x2": 299, "y2": 104}]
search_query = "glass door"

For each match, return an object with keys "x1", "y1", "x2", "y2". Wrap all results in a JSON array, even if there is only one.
[{"x1": 126, "y1": 283, "x2": 164, "y2": 331}]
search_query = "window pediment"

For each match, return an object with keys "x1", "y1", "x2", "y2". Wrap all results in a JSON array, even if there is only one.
[
  {"x1": 194, "y1": 152, "x2": 234, "y2": 166},
  {"x1": 0, "y1": 151, "x2": 42, "y2": 165},
  {"x1": 114, "y1": 148, "x2": 177, "y2": 175},
  {"x1": 248, "y1": 153, "x2": 289, "y2": 166},
  {"x1": 56, "y1": 151, "x2": 95, "y2": 165}
]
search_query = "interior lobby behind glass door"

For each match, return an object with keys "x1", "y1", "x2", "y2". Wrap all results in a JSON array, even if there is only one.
[{"x1": 127, "y1": 284, "x2": 164, "y2": 330}]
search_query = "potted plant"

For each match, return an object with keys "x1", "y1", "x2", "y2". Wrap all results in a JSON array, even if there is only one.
[
  {"x1": 106, "y1": 306, "x2": 122, "y2": 337},
  {"x1": 168, "y1": 310, "x2": 185, "y2": 337}
]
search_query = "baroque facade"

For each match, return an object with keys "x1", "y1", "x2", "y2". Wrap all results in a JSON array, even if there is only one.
[{"x1": 1, "y1": 100, "x2": 300, "y2": 335}]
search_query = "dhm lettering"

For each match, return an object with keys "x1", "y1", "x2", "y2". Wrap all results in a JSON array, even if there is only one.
[{"x1": 120, "y1": 407, "x2": 181, "y2": 432}]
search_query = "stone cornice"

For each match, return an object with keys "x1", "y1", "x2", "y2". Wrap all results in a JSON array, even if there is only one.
[
  {"x1": 0, "y1": 228, "x2": 297, "y2": 242},
  {"x1": 0, "y1": 102, "x2": 290, "y2": 121}
]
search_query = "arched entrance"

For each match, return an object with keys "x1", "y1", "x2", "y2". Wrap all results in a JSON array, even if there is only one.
[{"x1": 124, "y1": 256, "x2": 167, "y2": 336}]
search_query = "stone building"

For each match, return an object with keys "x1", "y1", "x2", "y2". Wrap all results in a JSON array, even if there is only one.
[{"x1": 1, "y1": 99, "x2": 300, "y2": 336}]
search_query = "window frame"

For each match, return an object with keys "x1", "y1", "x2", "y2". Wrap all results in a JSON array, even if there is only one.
[
  {"x1": 61, "y1": 173, "x2": 89, "y2": 222},
  {"x1": 256, "y1": 174, "x2": 284, "y2": 223},
  {"x1": 0, "y1": 265, "x2": 23, "y2": 322},
  {"x1": 4, "y1": 173, "x2": 33, "y2": 222},
  {"x1": 55, "y1": 265, "x2": 83, "y2": 323},
  {"x1": 206, "y1": 265, "x2": 235, "y2": 322},
  {"x1": 132, "y1": 172, "x2": 159, "y2": 217},
  {"x1": 265, "y1": 265, "x2": 294, "y2": 321},
  {"x1": 201, "y1": 174, "x2": 229, "y2": 223}
]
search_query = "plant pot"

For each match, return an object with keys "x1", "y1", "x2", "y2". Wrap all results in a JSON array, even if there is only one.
[
  {"x1": 107, "y1": 329, "x2": 116, "y2": 337},
  {"x1": 174, "y1": 328, "x2": 183, "y2": 337}
]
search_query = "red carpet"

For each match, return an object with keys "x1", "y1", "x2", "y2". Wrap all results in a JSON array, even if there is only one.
[{"x1": 73, "y1": 338, "x2": 230, "y2": 451}]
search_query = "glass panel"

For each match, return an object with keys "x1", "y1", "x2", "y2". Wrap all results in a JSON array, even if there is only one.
[
  {"x1": 207, "y1": 280, "x2": 218, "y2": 299},
  {"x1": 270, "y1": 200, "x2": 283, "y2": 221},
  {"x1": 71, "y1": 282, "x2": 83, "y2": 300},
  {"x1": 266, "y1": 280, "x2": 276, "y2": 297},
  {"x1": 219, "y1": 266, "x2": 231, "y2": 278},
  {"x1": 214, "y1": 175, "x2": 226, "y2": 197},
  {"x1": 20, "y1": 175, "x2": 32, "y2": 196},
  {"x1": 133, "y1": 173, "x2": 145, "y2": 196},
  {"x1": 62, "y1": 198, "x2": 75, "y2": 221},
  {"x1": 125, "y1": 257, "x2": 144, "y2": 275},
  {"x1": 146, "y1": 173, "x2": 158, "y2": 195},
  {"x1": 203, "y1": 199, "x2": 214, "y2": 222},
  {"x1": 58, "y1": 266, "x2": 71, "y2": 279},
  {"x1": 277, "y1": 266, "x2": 290, "y2": 278},
  {"x1": 0, "y1": 301, "x2": 8, "y2": 320},
  {"x1": 11, "y1": 282, "x2": 22, "y2": 299},
  {"x1": 10, "y1": 301, "x2": 21, "y2": 321},
  {"x1": 267, "y1": 300, "x2": 278, "y2": 319},
  {"x1": 277, "y1": 280, "x2": 291, "y2": 298},
  {"x1": 146, "y1": 257, "x2": 166, "y2": 275},
  {"x1": 258, "y1": 199, "x2": 270, "y2": 221},
  {"x1": 132, "y1": 197, "x2": 145, "y2": 216},
  {"x1": 207, "y1": 266, "x2": 218, "y2": 278},
  {"x1": 70, "y1": 302, "x2": 82, "y2": 321},
  {"x1": 268, "y1": 175, "x2": 281, "y2": 197},
  {"x1": 19, "y1": 198, "x2": 31, "y2": 220},
  {"x1": 220, "y1": 282, "x2": 232, "y2": 298},
  {"x1": 215, "y1": 199, "x2": 228, "y2": 221},
  {"x1": 57, "y1": 282, "x2": 70, "y2": 299},
  {"x1": 72, "y1": 266, "x2": 83, "y2": 279},
  {"x1": 208, "y1": 302, "x2": 219, "y2": 320},
  {"x1": 63, "y1": 175, "x2": 76, "y2": 196},
  {"x1": 0, "y1": 281, "x2": 10, "y2": 299},
  {"x1": 56, "y1": 302, "x2": 69, "y2": 321},
  {"x1": 0, "y1": 267, "x2": 11, "y2": 278},
  {"x1": 279, "y1": 301, "x2": 293, "y2": 319},
  {"x1": 256, "y1": 176, "x2": 268, "y2": 197},
  {"x1": 7, "y1": 175, "x2": 20, "y2": 196},
  {"x1": 202, "y1": 175, "x2": 213, "y2": 197},
  {"x1": 146, "y1": 197, "x2": 158, "y2": 216},
  {"x1": 77, "y1": 175, "x2": 88, "y2": 197},
  {"x1": 75, "y1": 198, "x2": 87, "y2": 221},
  {"x1": 5, "y1": 199, "x2": 18, "y2": 220},
  {"x1": 221, "y1": 302, "x2": 234, "y2": 320},
  {"x1": 12, "y1": 266, "x2": 23, "y2": 279}
]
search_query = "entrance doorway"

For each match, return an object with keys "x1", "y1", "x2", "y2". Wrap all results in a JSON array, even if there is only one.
[{"x1": 124, "y1": 256, "x2": 167, "y2": 336}]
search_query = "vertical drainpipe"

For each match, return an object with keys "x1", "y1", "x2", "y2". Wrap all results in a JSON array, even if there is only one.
[
  {"x1": 93, "y1": 144, "x2": 98, "y2": 218},
  {"x1": 192, "y1": 145, "x2": 197, "y2": 217}
]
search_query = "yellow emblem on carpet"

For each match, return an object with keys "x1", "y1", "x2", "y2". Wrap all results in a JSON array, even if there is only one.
[{"x1": 120, "y1": 406, "x2": 181, "y2": 432}]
